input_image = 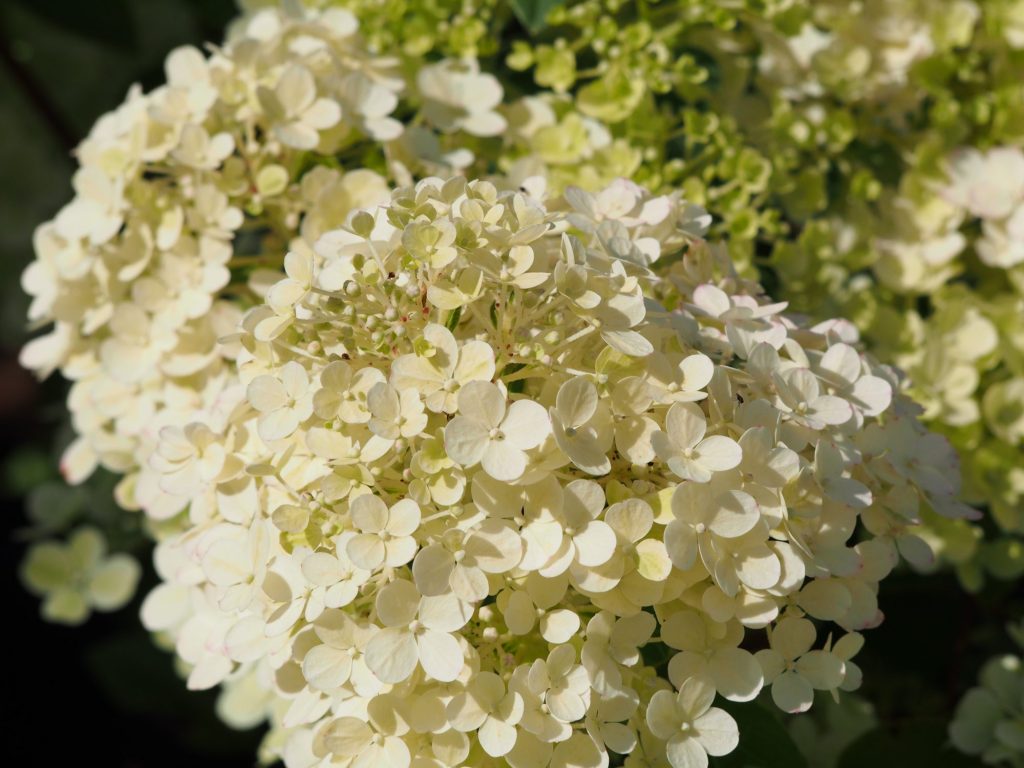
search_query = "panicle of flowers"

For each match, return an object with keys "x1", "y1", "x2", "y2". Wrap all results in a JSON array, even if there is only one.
[
  {"x1": 136, "y1": 176, "x2": 972, "y2": 767},
  {"x1": 18, "y1": 1, "x2": 525, "y2": 526}
]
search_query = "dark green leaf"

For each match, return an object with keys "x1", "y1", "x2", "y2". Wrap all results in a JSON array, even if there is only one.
[
  {"x1": 7, "y1": 0, "x2": 137, "y2": 50},
  {"x1": 715, "y1": 700, "x2": 808, "y2": 768},
  {"x1": 445, "y1": 306, "x2": 462, "y2": 331},
  {"x1": 509, "y1": 0, "x2": 563, "y2": 34}
]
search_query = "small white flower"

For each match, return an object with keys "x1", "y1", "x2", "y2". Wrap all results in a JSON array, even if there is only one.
[
  {"x1": 247, "y1": 361, "x2": 316, "y2": 441},
  {"x1": 346, "y1": 495, "x2": 421, "y2": 571},
  {"x1": 646, "y1": 678, "x2": 739, "y2": 768},
  {"x1": 653, "y1": 402, "x2": 743, "y2": 482},
  {"x1": 550, "y1": 377, "x2": 615, "y2": 475},
  {"x1": 444, "y1": 381, "x2": 551, "y2": 481},
  {"x1": 259, "y1": 64, "x2": 342, "y2": 150}
]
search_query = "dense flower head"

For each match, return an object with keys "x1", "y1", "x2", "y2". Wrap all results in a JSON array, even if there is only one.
[
  {"x1": 130, "y1": 176, "x2": 971, "y2": 766},
  {"x1": 15, "y1": 1, "x2": 1024, "y2": 765},
  {"x1": 293, "y1": 0, "x2": 1024, "y2": 590},
  {"x1": 18, "y1": 1, "x2": 519, "y2": 504}
]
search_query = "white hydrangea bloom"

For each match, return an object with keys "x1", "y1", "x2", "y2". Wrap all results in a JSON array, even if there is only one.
[{"x1": 25, "y1": 150, "x2": 973, "y2": 767}]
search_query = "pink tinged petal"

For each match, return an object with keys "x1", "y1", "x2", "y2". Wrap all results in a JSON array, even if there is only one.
[
  {"x1": 694, "y1": 708, "x2": 739, "y2": 756},
  {"x1": 417, "y1": 629, "x2": 463, "y2": 681},
  {"x1": 771, "y1": 670, "x2": 814, "y2": 713},
  {"x1": 365, "y1": 628, "x2": 418, "y2": 683},
  {"x1": 502, "y1": 400, "x2": 551, "y2": 450}
]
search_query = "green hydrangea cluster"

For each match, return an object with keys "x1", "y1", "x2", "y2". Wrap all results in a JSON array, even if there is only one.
[{"x1": 302, "y1": 0, "x2": 1024, "y2": 587}]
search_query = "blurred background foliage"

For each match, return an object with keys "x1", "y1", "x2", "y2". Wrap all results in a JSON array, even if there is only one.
[{"x1": 0, "y1": 1, "x2": 1019, "y2": 766}]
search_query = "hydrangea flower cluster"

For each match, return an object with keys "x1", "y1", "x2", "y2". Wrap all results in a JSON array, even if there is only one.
[
  {"x1": 870, "y1": 145, "x2": 1024, "y2": 589},
  {"x1": 133, "y1": 177, "x2": 969, "y2": 766},
  {"x1": 14, "y1": 0, "x2": 1020, "y2": 765},
  {"x1": 292, "y1": 0, "x2": 1024, "y2": 590},
  {"x1": 18, "y1": 2, "x2": 533, "y2": 524}
]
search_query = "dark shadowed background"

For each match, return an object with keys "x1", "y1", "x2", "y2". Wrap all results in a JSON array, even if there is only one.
[{"x1": 0, "y1": 1, "x2": 1017, "y2": 766}]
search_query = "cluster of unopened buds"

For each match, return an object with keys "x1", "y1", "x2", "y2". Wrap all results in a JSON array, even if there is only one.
[{"x1": 131, "y1": 176, "x2": 970, "y2": 767}]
